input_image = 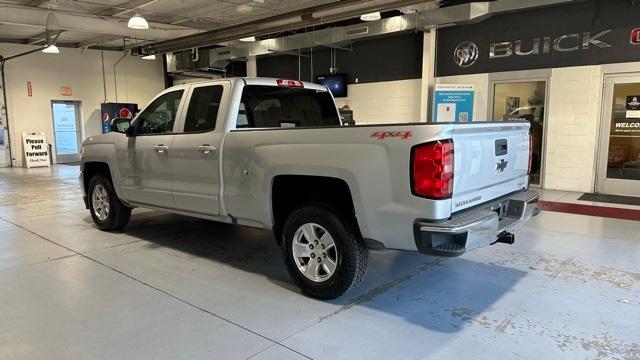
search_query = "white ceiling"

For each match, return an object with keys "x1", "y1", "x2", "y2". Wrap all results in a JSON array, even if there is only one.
[{"x1": 0, "y1": 0, "x2": 339, "y2": 49}]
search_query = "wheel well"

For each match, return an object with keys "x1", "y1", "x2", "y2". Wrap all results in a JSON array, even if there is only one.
[
  {"x1": 271, "y1": 175, "x2": 359, "y2": 245},
  {"x1": 83, "y1": 162, "x2": 112, "y2": 193}
]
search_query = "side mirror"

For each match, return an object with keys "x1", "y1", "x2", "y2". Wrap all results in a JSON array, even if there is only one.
[{"x1": 110, "y1": 118, "x2": 133, "y2": 135}]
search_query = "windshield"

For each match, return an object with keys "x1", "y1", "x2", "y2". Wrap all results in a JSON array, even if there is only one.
[{"x1": 237, "y1": 85, "x2": 340, "y2": 129}]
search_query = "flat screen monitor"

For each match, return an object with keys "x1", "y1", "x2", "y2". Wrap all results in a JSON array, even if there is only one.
[{"x1": 317, "y1": 73, "x2": 348, "y2": 98}]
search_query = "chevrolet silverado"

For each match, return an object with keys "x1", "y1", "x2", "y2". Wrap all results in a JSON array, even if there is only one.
[{"x1": 80, "y1": 77, "x2": 539, "y2": 299}]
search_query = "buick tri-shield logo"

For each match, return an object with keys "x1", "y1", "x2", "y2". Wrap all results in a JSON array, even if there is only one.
[{"x1": 454, "y1": 41, "x2": 479, "y2": 68}]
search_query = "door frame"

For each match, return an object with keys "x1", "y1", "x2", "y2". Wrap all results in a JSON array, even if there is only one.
[
  {"x1": 488, "y1": 69, "x2": 551, "y2": 187},
  {"x1": 50, "y1": 100, "x2": 83, "y2": 163},
  {"x1": 595, "y1": 73, "x2": 640, "y2": 196}
]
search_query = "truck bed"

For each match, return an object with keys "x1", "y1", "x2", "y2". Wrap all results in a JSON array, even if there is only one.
[{"x1": 221, "y1": 121, "x2": 530, "y2": 252}]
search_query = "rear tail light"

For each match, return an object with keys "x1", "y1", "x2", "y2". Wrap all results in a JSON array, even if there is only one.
[
  {"x1": 276, "y1": 79, "x2": 304, "y2": 88},
  {"x1": 411, "y1": 140, "x2": 454, "y2": 199},
  {"x1": 528, "y1": 135, "x2": 533, "y2": 175}
]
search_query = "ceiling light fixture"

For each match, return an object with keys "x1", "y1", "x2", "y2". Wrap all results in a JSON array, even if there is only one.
[
  {"x1": 128, "y1": 12, "x2": 149, "y2": 30},
  {"x1": 239, "y1": 36, "x2": 256, "y2": 42},
  {"x1": 360, "y1": 12, "x2": 381, "y2": 21},
  {"x1": 43, "y1": 11, "x2": 61, "y2": 54},
  {"x1": 42, "y1": 44, "x2": 60, "y2": 54},
  {"x1": 142, "y1": 54, "x2": 156, "y2": 60}
]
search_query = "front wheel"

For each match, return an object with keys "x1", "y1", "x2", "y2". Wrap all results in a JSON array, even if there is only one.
[
  {"x1": 282, "y1": 205, "x2": 368, "y2": 299},
  {"x1": 88, "y1": 175, "x2": 131, "y2": 231}
]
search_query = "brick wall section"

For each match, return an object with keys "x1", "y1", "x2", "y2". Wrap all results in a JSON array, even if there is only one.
[
  {"x1": 333, "y1": 79, "x2": 422, "y2": 125},
  {"x1": 544, "y1": 66, "x2": 602, "y2": 192}
]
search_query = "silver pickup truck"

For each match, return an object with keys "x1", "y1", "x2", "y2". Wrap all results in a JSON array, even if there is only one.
[{"x1": 80, "y1": 77, "x2": 539, "y2": 299}]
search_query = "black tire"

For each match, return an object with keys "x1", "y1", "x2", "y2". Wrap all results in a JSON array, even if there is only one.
[
  {"x1": 281, "y1": 204, "x2": 368, "y2": 299},
  {"x1": 88, "y1": 174, "x2": 131, "y2": 231}
]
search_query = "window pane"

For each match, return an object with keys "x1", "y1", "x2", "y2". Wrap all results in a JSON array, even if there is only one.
[
  {"x1": 492, "y1": 81, "x2": 546, "y2": 185},
  {"x1": 136, "y1": 90, "x2": 184, "y2": 135},
  {"x1": 184, "y1": 86, "x2": 223, "y2": 133},
  {"x1": 606, "y1": 83, "x2": 640, "y2": 181},
  {"x1": 237, "y1": 86, "x2": 340, "y2": 129}
]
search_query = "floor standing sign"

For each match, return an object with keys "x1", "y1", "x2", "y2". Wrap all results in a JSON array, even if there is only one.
[
  {"x1": 22, "y1": 131, "x2": 50, "y2": 168},
  {"x1": 433, "y1": 84, "x2": 475, "y2": 122}
]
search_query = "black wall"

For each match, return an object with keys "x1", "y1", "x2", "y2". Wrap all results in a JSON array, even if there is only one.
[
  {"x1": 226, "y1": 61, "x2": 248, "y2": 77},
  {"x1": 257, "y1": 32, "x2": 423, "y2": 84},
  {"x1": 437, "y1": 0, "x2": 640, "y2": 76}
]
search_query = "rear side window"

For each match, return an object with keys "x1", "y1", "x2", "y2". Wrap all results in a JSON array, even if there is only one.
[
  {"x1": 184, "y1": 85, "x2": 223, "y2": 133},
  {"x1": 237, "y1": 85, "x2": 340, "y2": 129}
]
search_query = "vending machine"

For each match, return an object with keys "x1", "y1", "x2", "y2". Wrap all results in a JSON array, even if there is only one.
[{"x1": 100, "y1": 102, "x2": 139, "y2": 134}]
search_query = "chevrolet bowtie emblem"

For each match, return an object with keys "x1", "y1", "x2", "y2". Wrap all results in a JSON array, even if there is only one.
[{"x1": 496, "y1": 159, "x2": 508, "y2": 172}]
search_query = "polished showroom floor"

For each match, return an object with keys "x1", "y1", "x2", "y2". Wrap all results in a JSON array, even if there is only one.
[{"x1": 0, "y1": 165, "x2": 639, "y2": 360}]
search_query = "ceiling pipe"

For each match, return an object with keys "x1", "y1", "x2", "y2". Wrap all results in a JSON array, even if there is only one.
[
  {"x1": 139, "y1": 0, "x2": 441, "y2": 54},
  {"x1": 0, "y1": 4, "x2": 200, "y2": 41},
  {"x1": 139, "y1": 0, "x2": 576, "y2": 56},
  {"x1": 201, "y1": 0, "x2": 574, "y2": 65}
]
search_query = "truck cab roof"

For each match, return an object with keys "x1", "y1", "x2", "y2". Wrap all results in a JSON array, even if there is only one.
[{"x1": 169, "y1": 77, "x2": 329, "y2": 92}]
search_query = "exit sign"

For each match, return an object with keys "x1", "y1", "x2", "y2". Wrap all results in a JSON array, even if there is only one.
[{"x1": 60, "y1": 86, "x2": 72, "y2": 96}]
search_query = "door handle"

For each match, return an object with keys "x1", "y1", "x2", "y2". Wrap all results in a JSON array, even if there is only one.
[
  {"x1": 154, "y1": 144, "x2": 169, "y2": 153},
  {"x1": 198, "y1": 144, "x2": 216, "y2": 154}
]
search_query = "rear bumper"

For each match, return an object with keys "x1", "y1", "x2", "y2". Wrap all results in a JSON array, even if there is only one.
[{"x1": 414, "y1": 189, "x2": 540, "y2": 256}]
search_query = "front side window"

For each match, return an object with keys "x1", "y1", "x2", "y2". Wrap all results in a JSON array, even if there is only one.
[
  {"x1": 136, "y1": 90, "x2": 184, "y2": 135},
  {"x1": 183, "y1": 85, "x2": 224, "y2": 133},
  {"x1": 237, "y1": 86, "x2": 340, "y2": 129}
]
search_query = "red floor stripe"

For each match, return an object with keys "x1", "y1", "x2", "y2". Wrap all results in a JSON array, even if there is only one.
[{"x1": 538, "y1": 200, "x2": 640, "y2": 221}]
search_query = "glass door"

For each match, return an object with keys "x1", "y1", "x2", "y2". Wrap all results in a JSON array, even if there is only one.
[
  {"x1": 597, "y1": 75, "x2": 640, "y2": 196},
  {"x1": 491, "y1": 80, "x2": 547, "y2": 185},
  {"x1": 0, "y1": 111, "x2": 8, "y2": 167},
  {"x1": 0, "y1": 76, "x2": 9, "y2": 167},
  {"x1": 51, "y1": 100, "x2": 82, "y2": 163}
]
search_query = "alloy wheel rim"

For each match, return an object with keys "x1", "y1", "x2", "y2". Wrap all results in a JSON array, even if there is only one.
[
  {"x1": 92, "y1": 184, "x2": 110, "y2": 221},
  {"x1": 292, "y1": 223, "x2": 338, "y2": 282}
]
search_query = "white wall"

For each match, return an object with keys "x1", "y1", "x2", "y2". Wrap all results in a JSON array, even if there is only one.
[
  {"x1": 544, "y1": 66, "x2": 603, "y2": 192},
  {"x1": 333, "y1": 78, "x2": 422, "y2": 124},
  {"x1": 436, "y1": 73, "x2": 490, "y2": 121},
  {"x1": 434, "y1": 65, "x2": 608, "y2": 193},
  {"x1": 0, "y1": 43, "x2": 164, "y2": 166}
]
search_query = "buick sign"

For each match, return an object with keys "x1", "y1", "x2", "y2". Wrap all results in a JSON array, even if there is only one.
[
  {"x1": 489, "y1": 30, "x2": 612, "y2": 58},
  {"x1": 454, "y1": 41, "x2": 479, "y2": 68}
]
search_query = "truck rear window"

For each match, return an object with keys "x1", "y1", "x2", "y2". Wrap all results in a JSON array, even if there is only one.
[{"x1": 236, "y1": 85, "x2": 340, "y2": 129}]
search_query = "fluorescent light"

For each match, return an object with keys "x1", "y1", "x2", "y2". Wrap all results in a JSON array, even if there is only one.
[
  {"x1": 239, "y1": 36, "x2": 256, "y2": 42},
  {"x1": 142, "y1": 54, "x2": 156, "y2": 60},
  {"x1": 360, "y1": 12, "x2": 381, "y2": 21},
  {"x1": 128, "y1": 12, "x2": 149, "y2": 30},
  {"x1": 42, "y1": 44, "x2": 59, "y2": 54}
]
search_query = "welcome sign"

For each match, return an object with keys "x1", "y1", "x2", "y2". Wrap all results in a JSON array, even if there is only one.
[{"x1": 22, "y1": 132, "x2": 50, "y2": 168}]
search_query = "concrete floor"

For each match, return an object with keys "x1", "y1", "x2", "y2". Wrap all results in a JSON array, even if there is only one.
[{"x1": 0, "y1": 165, "x2": 639, "y2": 360}]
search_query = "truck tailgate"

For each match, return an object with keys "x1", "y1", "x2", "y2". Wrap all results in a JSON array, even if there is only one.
[{"x1": 451, "y1": 122, "x2": 530, "y2": 213}]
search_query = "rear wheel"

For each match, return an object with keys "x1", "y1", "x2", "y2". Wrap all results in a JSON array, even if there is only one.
[
  {"x1": 282, "y1": 204, "x2": 368, "y2": 299},
  {"x1": 88, "y1": 175, "x2": 131, "y2": 231}
]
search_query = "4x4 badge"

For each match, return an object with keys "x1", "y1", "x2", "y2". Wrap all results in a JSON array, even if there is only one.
[{"x1": 496, "y1": 159, "x2": 508, "y2": 172}]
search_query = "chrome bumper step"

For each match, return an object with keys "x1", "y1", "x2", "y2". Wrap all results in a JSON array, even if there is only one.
[{"x1": 414, "y1": 190, "x2": 540, "y2": 257}]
